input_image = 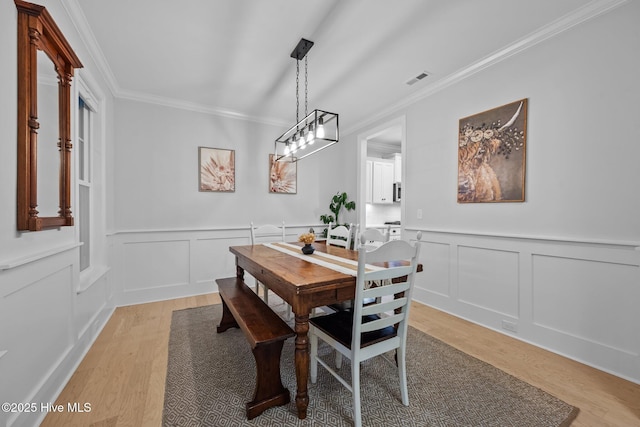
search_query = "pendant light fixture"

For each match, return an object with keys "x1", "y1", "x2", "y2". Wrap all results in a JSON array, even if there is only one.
[{"x1": 274, "y1": 38, "x2": 339, "y2": 162}]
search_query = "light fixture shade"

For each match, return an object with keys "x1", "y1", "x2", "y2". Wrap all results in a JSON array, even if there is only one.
[{"x1": 274, "y1": 109, "x2": 338, "y2": 162}]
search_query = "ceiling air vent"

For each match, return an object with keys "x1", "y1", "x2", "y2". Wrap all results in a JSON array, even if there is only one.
[{"x1": 405, "y1": 71, "x2": 429, "y2": 86}]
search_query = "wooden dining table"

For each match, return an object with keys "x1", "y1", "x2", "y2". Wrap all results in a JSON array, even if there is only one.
[{"x1": 228, "y1": 240, "x2": 421, "y2": 419}]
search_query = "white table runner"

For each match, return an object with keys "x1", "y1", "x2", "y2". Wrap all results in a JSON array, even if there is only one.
[{"x1": 263, "y1": 242, "x2": 386, "y2": 276}]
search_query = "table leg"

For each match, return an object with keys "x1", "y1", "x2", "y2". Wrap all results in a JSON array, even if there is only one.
[
  {"x1": 236, "y1": 263, "x2": 245, "y2": 280},
  {"x1": 294, "y1": 312, "x2": 310, "y2": 419}
]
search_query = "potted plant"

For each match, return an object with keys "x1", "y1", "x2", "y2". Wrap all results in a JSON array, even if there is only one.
[{"x1": 320, "y1": 191, "x2": 356, "y2": 237}]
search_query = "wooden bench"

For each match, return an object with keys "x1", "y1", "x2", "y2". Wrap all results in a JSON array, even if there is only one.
[{"x1": 216, "y1": 277, "x2": 295, "y2": 420}]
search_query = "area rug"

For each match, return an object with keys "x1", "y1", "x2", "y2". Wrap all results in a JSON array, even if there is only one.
[{"x1": 163, "y1": 304, "x2": 579, "y2": 426}]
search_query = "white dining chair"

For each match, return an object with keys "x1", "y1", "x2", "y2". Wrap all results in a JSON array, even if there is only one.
[
  {"x1": 309, "y1": 233, "x2": 421, "y2": 427},
  {"x1": 326, "y1": 222, "x2": 353, "y2": 249},
  {"x1": 328, "y1": 224, "x2": 390, "y2": 314},
  {"x1": 324, "y1": 222, "x2": 356, "y2": 314},
  {"x1": 249, "y1": 221, "x2": 286, "y2": 305},
  {"x1": 358, "y1": 224, "x2": 392, "y2": 300},
  {"x1": 356, "y1": 224, "x2": 390, "y2": 251}
]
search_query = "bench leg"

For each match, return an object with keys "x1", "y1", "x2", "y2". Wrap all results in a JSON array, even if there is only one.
[
  {"x1": 246, "y1": 341, "x2": 290, "y2": 419},
  {"x1": 216, "y1": 298, "x2": 239, "y2": 333}
]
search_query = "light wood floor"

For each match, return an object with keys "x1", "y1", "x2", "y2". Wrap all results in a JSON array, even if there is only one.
[{"x1": 41, "y1": 294, "x2": 640, "y2": 427}]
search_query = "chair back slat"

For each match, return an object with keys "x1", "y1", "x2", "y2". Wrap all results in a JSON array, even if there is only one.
[
  {"x1": 361, "y1": 297, "x2": 407, "y2": 317},
  {"x1": 363, "y1": 266, "x2": 413, "y2": 282},
  {"x1": 360, "y1": 313, "x2": 404, "y2": 333},
  {"x1": 363, "y1": 239, "x2": 416, "y2": 264},
  {"x1": 362, "y1": 281, "x2": 410, "y2": 299}
]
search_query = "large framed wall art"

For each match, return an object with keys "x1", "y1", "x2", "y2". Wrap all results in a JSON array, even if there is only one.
[
  {"x1": 269, "y1": 154, "x2": 297, "y2": 194},
  {"x1": 457, "y1": 99, "x2": 528, "y2": 203},
  {"x1": 199, "y1": 147, "x2": 235, "y2": 192}
]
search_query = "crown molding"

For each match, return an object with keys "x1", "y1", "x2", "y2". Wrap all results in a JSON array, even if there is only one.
[
  {"x1": 61, "y1": 0, "x2": 287, "y2": 126},
  {"x1": 116, "y1": 89, "x2": 289, "y2": 127},
  {"x1": 61, "y1": 0, "x2": 120, "y2": 97},
  {"x1": 62, "y1": 0, "x2": 627, "y2": 130},
  {"x1": 343, "y1": 0, "x2": 629, "y2": 136}
]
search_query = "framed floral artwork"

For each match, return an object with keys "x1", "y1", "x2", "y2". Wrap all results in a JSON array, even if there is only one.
[
  {"x1": 458, "y1": 98, "x2": 527, "y2": 203},
  {"x1": 269, "y1": 154, "x2": 297, "y2": 194},
  {"x1": 199, "y1": 147, "x2": 235, "y2": 192}
]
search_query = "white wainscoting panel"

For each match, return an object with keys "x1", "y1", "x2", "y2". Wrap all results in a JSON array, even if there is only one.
[
  {"x1": 420, "y1": 241, "x2": 451, "y2": 297},
  {"x1": 123, "y1": 240, "x2": 190, "y2": 292},
  {"x1": 1, "y1": 264, "x2": 73, "y2": 413},
  {"x1": 0, "y1": 242, "x2": 115, "y2": 427},
  {"x1": 408, "y1": 228, "x2": 640, "y2": 384},
  {"x1": 75, "y1": 273, "x2": 109, "y2": 339},
  {"x1": 113, "y1": 226, "x2": 315, "y2": 306},
  {"x1": 531, "y1": 252, "x2": 640, "y2": 379},
  {"x1": 457, "y1": 245, "x2": 520, "y2": 318},
  {"x1": 532, "y1": 254, "x2": 638, "y2": 349},
  {"x1": 192, "y1": 236, "x2": 248, "y2": 285}
]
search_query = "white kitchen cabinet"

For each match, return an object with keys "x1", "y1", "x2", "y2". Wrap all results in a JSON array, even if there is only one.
[
  {"x1": 386, "y1": 153, "x2": 402, "y2": 183},
  {"x1": 394, "y1": 154, "x2": 401, "y2": 183},
  {"x1": 372, "y1": 161, "x2": 394, "y2": 204}
]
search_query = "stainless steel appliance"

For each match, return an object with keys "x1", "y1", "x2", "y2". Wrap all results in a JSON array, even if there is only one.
[{"x1": 393, "y1": 182, "x2": 401, "y2": 202}]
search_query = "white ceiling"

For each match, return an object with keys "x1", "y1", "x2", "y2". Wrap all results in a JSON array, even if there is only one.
[{"x1": 69, "y1": 0, "x2": 606, "y2": 133}]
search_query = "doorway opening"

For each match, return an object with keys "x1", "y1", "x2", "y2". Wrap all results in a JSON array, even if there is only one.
[{"x1": 357, "y1": 116, "x2": 406, "y2": 239}]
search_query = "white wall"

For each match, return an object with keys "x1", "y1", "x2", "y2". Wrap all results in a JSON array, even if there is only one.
[
  {"x1": 109, "y1": 98, "x2": 355, "y2": 305},
  {"x1": 344, "y1": 1, "x2": 640, "y2": 383},
  {"x1": 0, "y1": 2, "x2": 115, "y2": 426},
  {"x1": 113, "y1": 98, "x2": 342, "y2": 230}
]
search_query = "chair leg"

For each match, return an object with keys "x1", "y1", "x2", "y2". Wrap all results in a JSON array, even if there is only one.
[
  {"x1": 397, "y1": 346, "x2": 409, "y2": 406},
  {"x1": 335, "y1": 352, "x2": 343, "y2": 369},
  {"x1": 352, "y1": 360, "x2": 362, "y2": 427},
  {"x1": 310, "y1": 332, "x2": 318, "y2": 383}
]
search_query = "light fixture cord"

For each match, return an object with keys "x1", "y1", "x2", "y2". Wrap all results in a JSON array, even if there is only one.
[
  {"x1": 305, "y1": 56, "x2": 308, "y2": 117},
  {"x1": 296, "y1": 59, "x2": 300, "y2": 126}
]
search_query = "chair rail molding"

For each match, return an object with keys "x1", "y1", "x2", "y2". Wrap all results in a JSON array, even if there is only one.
[
  {"x1": 405, "y1": 227, "x2": 640, "y2": 249},
  {"x1": 0, "y1": 242, "x2": 81, "y2": 271}
]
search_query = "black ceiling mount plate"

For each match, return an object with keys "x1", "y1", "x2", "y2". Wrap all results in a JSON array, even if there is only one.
[{"x1": 290, "y1": 38, "x2": 314, "y2": 60}]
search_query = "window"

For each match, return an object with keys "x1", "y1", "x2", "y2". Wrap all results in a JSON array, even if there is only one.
[{"x1": 78, "y1": 97, "x2": 93, "y2": 272}]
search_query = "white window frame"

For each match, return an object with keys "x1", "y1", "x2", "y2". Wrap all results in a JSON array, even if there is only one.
[
  {"x1": 77, "y1": 92, "x2": 94, "y2": 272},
  {"x1": 75, "y1": 72, "x2": 107, "y2": 293}
]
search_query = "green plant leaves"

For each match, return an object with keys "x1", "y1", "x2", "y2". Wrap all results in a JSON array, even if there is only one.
[{"x1": 321, "y1": 191, "x2": 355, "y2": 225}]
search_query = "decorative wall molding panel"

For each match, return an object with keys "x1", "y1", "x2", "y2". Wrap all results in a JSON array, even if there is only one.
[
  {"x1": 407, "y1": 228, "x2": 640, "y2": 384},
  {"x1": 110, "y1": 225, "x2": 316, "y2": 307},
  {"x1": 0, "y1": 248, "x2": 114, "y2": 427}
]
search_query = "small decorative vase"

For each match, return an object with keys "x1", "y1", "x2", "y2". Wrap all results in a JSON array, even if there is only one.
[{"x1": 301, "y1": 244, "x2": 315, "y2": 255}]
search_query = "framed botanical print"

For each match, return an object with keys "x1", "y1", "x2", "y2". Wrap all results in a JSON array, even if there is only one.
[
  {"x1": 199, "y1": 147, "x2": 235, "y2": 192},
  {"x1": 269, "y1": 154, "x2": 297, "y2": 194},
  {"x1": 458, "y1": 98, "x2": 527, "y2": 203}
]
